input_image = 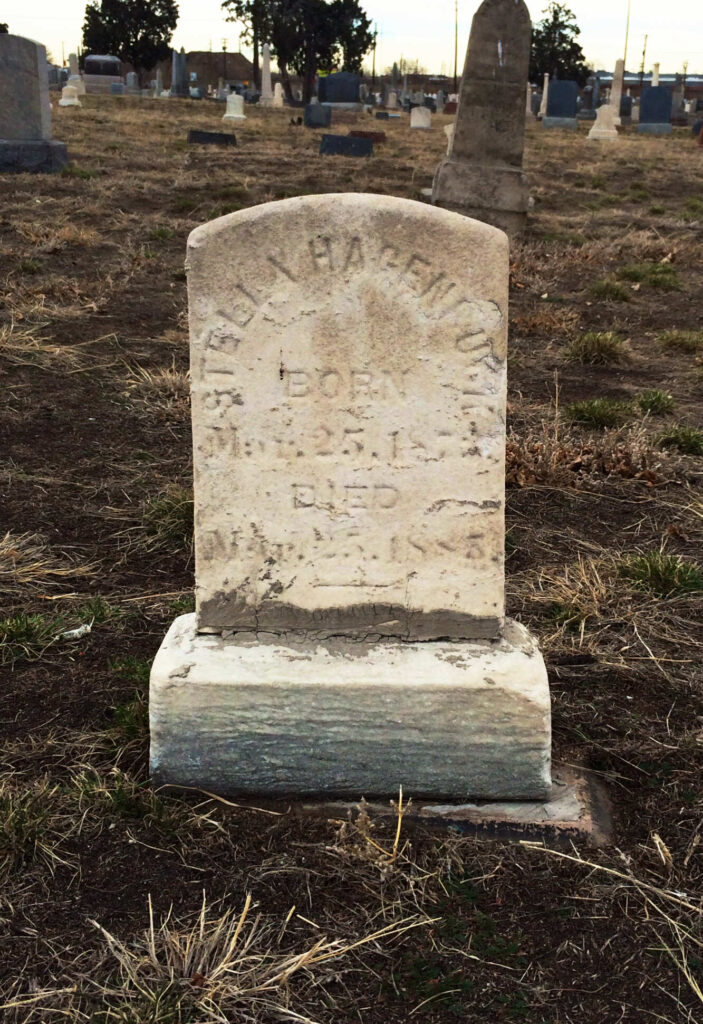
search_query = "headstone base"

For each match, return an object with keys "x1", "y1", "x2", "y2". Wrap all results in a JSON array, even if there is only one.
[
  {"x1": 637, "y1": 123, "x2": 673, "y2": 135},
  {"x1": 0, "y1": 139, "x2": 69, "y2": 173},
  {"x1": 541, "y1": 116, "x2": 579, "y2": 130},
  {"x1": 431, "y1": 159, "x2": 529, "y2": 236},
  {"x1": 296, "y1": 767, "x2": 611, "y2": 848},
  {"x1": 150, "y1": 614, "x2": 551, "y2": 801}
]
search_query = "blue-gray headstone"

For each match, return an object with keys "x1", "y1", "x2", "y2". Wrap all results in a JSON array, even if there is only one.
[
  {"x1": 110, "y1": 82, "x2": 125, "y2": 95},
  {"x1": 640, "y1": 86, "x2": 672, "y2": 124},
  {"x1": 546, "y1": 80, "x2": 578, "y2": 118},
  {"x1": 319, "y1": 133, "x2": 373, "y2": 157},
  {"x1": 304, "y1": 103, "x2": 331, "y2": 128},
  {"x1": 620, "y1": 95, "x2": 633, "y2": 117},
  {"x1": 318, "y1": 72, "x2": 360, "y2": 104}
]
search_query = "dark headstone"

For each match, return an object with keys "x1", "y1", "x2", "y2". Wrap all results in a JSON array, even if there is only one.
[
  {"x1": 349, "y1": 129, "x2": 386, "y2": 144},
  {"x1": 546, "y1": 80, "x2": 578, "y2": 118},
  {"x1": 531, "y1": 92, "x2": 541, "y2": 116},
  {"x1": 110, "y1": 82, "x2": 125, "y2": 96},
  {"x1": 318, "y1": 72, "x2": 361, "y2": 104},
  {"x1": 84, "y1": 54, "x2": 120, "y2": 76},
  {"x1": 170, "y1": 48, "x2": 189, "y2": 98},
  {"x1": 375, "y1": 111, "x2": 390, "y2": 120},
  {"x1": 319, "y1": 133, "x2": 373, "y2": 157},
  {"x1": 639, "y1": 86, "x2": 672, "y2": 124},
  {"x1": 187, "y1": 129, "x2": 237, "y2": 146},
  {"x1": 620, "y1": 95, "x2": 633, "y2": 118},
  {"x1": 304, "y1": 103, "x2": 331, "y2": 128},
  {"x1": 692, "y1": 119, "x2": 703, "y2": 138},
  {"x1": 443, "y1": 100, "x2": 457, "y2": 115},
  {"x1": 424, "y1": 97, "x2": 436, "y2": 112}
]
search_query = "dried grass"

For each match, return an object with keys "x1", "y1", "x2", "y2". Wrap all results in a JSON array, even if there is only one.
[{"x1": 0, "y1": 532, "x2": 98, "y2": 597}]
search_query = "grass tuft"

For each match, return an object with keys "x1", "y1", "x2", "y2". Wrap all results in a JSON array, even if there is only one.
[
  {"x1": 619, "y1": 551, "x2": 703, "y2": 597},
  {"x1": 658, "y1": 425, "x2": 703, "y2": 455},
  {"x1": 565, "y1": 398, "x2": 631, "y2": 429},
  {"x1": 141, "y1": 488, "x2": 194, "y2": 554},
  {"x1": 659, "y1": 329, "x2": 703, "y2": 354},
  {"x1": 617, "y1": 262, "x2": 681, "y2": 291},
  {"x1": 637, "y1": 390, "x2": 675, "y2": 415},
  {"x1": 590, "y1": 279, "x2": 631, "y2": 302},
  {"x1": 566, "y1": 331, "x2": 627, "y2": 365}
]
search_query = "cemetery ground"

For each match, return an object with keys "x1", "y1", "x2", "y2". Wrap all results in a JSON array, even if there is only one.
[{"x1": 1, "y1": 97, "x2": 702, "y2": 1024}]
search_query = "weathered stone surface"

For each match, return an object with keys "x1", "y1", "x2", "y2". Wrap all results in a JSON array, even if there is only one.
[
  {"x1": 609, "y1": 59, "x2": 624, "y2": 126},
  {"x1": 259, "y1": 44, "x2": 273, "y2": 106},
  {"x1": 186, "y1": 194, "x2": 508, "y2": 639},
  {"x1": 410, "y1": 105, "x2": 432, "y2": 129},
  {"x1": 0, "y1": 34, "x2": 52, "y2": 141},
  {"x1": 0, "y1": 139, "x2": 69, "y2": 173},
  {"x1": 538, "y1": 73, "x2": 549, "y2": 117},
  {"x1": 431, "y1": 0, "x2": 532, "y2": 235},
  {"x1": 59, "y1": 85, "x2": 81, "y2": 107},
  {"x1": 223, "y1": 94, "x2": 246, "y2": 121},
  {"x1": 305, "y1": 103, "x2": 331, "y2": 127},
  {"x1": 588, "y1": 103, "x2": 618, "y2": 141},
  {"x1": 150, "y1": 614, "x2": 551, "y2": 799},
  {"x1": 273, "y1": 82, "x2": 285, "y2": 108},
  {"x1": 319, "y1": 133, "x2": 373, "y2": 156}
]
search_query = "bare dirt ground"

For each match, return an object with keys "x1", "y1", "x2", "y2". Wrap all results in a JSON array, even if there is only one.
[{"x1": 1, "y1": 97, "x2": 702, "y2": 1023}]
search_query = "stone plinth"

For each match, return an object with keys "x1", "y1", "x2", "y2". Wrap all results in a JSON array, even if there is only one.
[
  {"x1": 431, "y1": 0, "x2": 532, "y2": 236},
  {"x1": 151, "y1": 615, "x2": 550, "y2": 799},
  {"x1": 542, "y1": 116, "x2": 578, "y2": 130}
]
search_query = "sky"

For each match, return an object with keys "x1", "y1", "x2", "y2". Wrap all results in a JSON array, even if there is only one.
[{"x1": 4, "y1": 0, "x2": 702, "y2": 74}]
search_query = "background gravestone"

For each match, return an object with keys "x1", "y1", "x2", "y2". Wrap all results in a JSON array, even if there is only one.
[
  {"x1": 637, "y1": 86, "x2": 673, "y2": 135},
  {"x1": 150, "y1": 193, "x2": 550, "y2": 800},
  {"x1": 170, "y1": 48, "x2": 189, "y2": 98},
  {"x1": 543, "y1": 80, "x2": 578, "y2": 128},
  {"x1": 430, "y1": 0, "x2": 532, "y2": 235},
  {"x1": 319, "y1": 133, "x2": 373, "y2": 157},
  {"x1": 0, "y1": 34, "x2": 69, "y2": 173},
  {"x1": 318, "y1": 72, "x2": 361, "y2": 106},
  {"x1": 304, "y1": 103, "x2": 331, "y2": 128}
]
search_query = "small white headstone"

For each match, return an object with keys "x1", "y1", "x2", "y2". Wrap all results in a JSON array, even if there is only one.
[
  {"x1": 588, "y1": 103, "x2": 619, "y2": 141},
  {"x1": 387, "y1": 90, "x2": 398, "y2": 109},
  {"x1": 410, "y1": 105, "x2": 432, "y2": 129},
  {"x1": 223, "y1": 93, "x2": 246, "y2": 121},
  {"x1": 273, "y1": 82, "x2": 284, "y2": 108},
  {"x1": 58, "y1": 85, "x2": 81, "y2": 107}
]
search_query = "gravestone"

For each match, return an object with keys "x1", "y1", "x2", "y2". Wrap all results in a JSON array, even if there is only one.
[
  {"x1": 652, "y1": 63, "x2": 660, "y2": 87},
  {"x1": 350, "y1": 129, "x2": 386, "y2": 144},
  {"x1": 637, "y1": 86, "x2": 672, "y2": 135},
  {"x1": 577, "y1": 75, "x2": 598, "y2": 119},
  {"x1": 387, "y1": 90, "x2": 398, "y2": 109},
  {"x1": 619, "y1": 95, "x2": 633, "y2": 123},
  {"x1": 223, "y1": 94, "x2": 246, "y2": 121},
  {"x1": 538, "y1": 73, "x2": 549, "y2": 117},
  {"x1": 319, "y1": 133, "x2": 373, "y2": 156},
  {"x1": 67, "y1": 51, "x2": 86, "y2": 96},
  {"x1": 149, "y1": 193, "x2": 551, "y2": 799},
  {"x1": 187, "y1": 129, "x2": 237, "y2": 147},
  {"x1": 436, "y1": 89, "x2": 446, "y2": 113},
  {"x1": 525, "y1": 83, "x2": 533, "y2": 117},
  {"x1": 543, "y1": 80, "x2": 578, "y2": 128},
  {"x1": 110, "y1": 82, "x2": 126, "y2": 96},
  {"x1": 170, "y1": 48, "x2": 189, "y2": 98},
  {"x1": 126, "y1": 71, "x2": 140, "y2": 94},
  {"x1": 444, "y1": 121, "x2": 455, "y2": 153},
  {"x1": 304, "y1": 103, "x2": 331, "y2": 127},
  {"x1": 0, "y1": 34, "x2": 69, "y2": 173},
  {"x1": 588, "y1": 102, "x2": 618, "y2": 141},
  {"x1": 444, "y1": 100, "x2": 457, "y2": 115},
  {"x1": 259, "y1": 44, "x2": 273, "y2": 106},
  {"x1": 410, "y1": 106, "x2": 432, "y2": 129},
  {"x1": 609, "y1": 59, "x2": 624, "y2": 127},
  {"x1": 273, "y1": 82, "x2": 285, "y2": 108},
  {"x1": 431, "y1": 0, "x2": 532, "y2": 236},
  {"x1": 59, "y1": 84, "x2": 81, "y2": 106},
  {"x1": 375, "y1": 110, "x2": 390, "y2": 120},
  {"x1": 154, "y1": 68, "x2": 164, "y2": 97},
  {"x1": 318, "y1": 71, "x2": 361, "y2": 106}
]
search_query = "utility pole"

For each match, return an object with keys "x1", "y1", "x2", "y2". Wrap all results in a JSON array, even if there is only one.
[
  {"x1": 453, "y1": 0, "x2": 458, "y2": 92},
  {"x1": 623, "y1": 0, "x2": 631, "y2": 68},
  {"x1": 639, "y1": 34, "x2": 647, "y2": 90},
  {"x1": 682, "y1": 60, "x2": 688, "y2": 92},
  {"x1": 371, "y1": 24, "x2": 377, "y2": 87}
]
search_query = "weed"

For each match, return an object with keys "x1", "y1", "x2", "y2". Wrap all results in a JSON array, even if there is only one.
[
  {"x1": 565, "y1": 398, "x2": 631, "y2": 429},
  {"x1": 0, "y1": 779, "x2": 74, "y2": 880},
  {"x1": 18, "y1": 258, "x2": 41, "y2": 274},
  {"x1": 682, "y1": 196, "x2": 703, "y2": 221},
  {"x1": 590, "y1": 279, "x2": 631, "y2": 302},
  {"x1": 110, "y1": 655, "x2": 152, "y2": 686},
  {"x1": 141, "y1": 488, "x2": 194, "y2": 554},
  {"x1": 61, "y1": 163, "x2": 96, "y2": 179},
  {"x1": 649, "y1": 204, "x2": 666, "y2": 215},
  {"x1": 590, "y1": 173, "x2": 606, "y2": 190},
  {"x1": 617, "y1": 262, "x2": 681, "y2": 291},
  {"x1": 0, "y1": 612, "x2": 61, "y2": 666},
  {"x1": 149, "y1": 226, "x2": 175, "y2": 240},
  {"x1": 659, "y1": 329, "x2": 703, "y2": 354},
  {"x1": 110, "y1": 696, "x2": 149, "y2": 743},
  {"x1": 170, "y1": 593, "x2": 195, "y2": 615},
  {"x1": 172, "y1": 197, "x2": 199, "y2": 214},
  {"x1": 637, "y1": 390, "x2": 675, "y2": 415},
  {"x1": 629, "y1": 183, "x2": 651, "y2": 200},
  {"x1": 659, "y1": 425, "x2": 703, "y2": 455},
  {"x1": 0, "y1": 531, "x2": 97, "y2": 597},
  {"x1": 619, "y1": 551, "x2": 703, "y2": 597},
  {"x1": 566, "y1": 330, "x2": 627, "y2": 365}
]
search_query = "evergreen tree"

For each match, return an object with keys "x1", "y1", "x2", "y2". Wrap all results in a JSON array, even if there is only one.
[
  {"x1": 82, "y1": 0, "x2": 179, "y2": 75},
  {"x1": 530, "y1": 2, "x2": 590, "y2": 85}
]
